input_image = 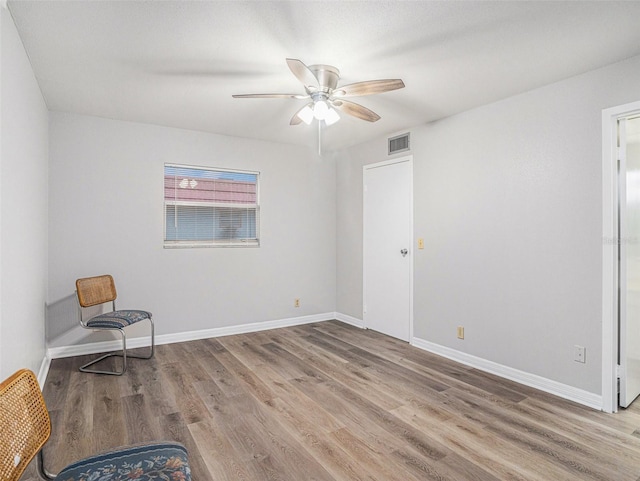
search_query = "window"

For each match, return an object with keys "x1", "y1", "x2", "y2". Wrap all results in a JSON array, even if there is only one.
[{"x1": 164, "y1": 164, "x2": 259, "y2": 247}]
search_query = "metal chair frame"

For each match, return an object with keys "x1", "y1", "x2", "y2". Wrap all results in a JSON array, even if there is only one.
[
  {"x1": 76, "y1": 275, "x2": 154, "y2": 376},
  {"x1": 37, "y1": 450, "x2": 56, "y2": 480}
]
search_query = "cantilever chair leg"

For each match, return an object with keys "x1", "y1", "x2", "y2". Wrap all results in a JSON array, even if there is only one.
[
  {"x1": 79, "y1": 317, "x2": 154, "y2": 376},
  {"x1": 79, "y1": 327, "x2": 127, "y2": 376},
  {"x1": 37, "y1": 449, "x2": 56, "y2": 481}
]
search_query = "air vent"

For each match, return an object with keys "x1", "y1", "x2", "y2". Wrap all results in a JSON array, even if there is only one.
[{"x1": 388, "y1": 133, "x2": 410, "y2": 155}]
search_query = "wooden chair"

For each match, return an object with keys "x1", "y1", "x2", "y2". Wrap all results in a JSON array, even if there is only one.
[
  {"x1": 76, "y1": 274, "x2": 154, "y2": 375},
  {"x1": 0, "y1": 369, "x2": 191, "y2": 481}
]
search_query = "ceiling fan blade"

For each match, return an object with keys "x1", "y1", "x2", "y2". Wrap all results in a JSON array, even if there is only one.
[
  {"x1": 232, "y1": 93, "x2": 308, "y2": 99},
  {"x1": 332, "y1": 79, "x2": 405, "y2": 98},
  {"x1": 286, "y1": 58, "x2": 320, "y2": 91},
  {"x1": 332, "y1": 100, "x2": 381, "y2": 122}
]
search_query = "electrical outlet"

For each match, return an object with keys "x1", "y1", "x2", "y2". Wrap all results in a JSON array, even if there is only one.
[
  {"x1": 457, "y1": 326, "x2": 464, "y2": 339},
  {"x1": 294, "y1": 298, "x2": 300, "y2": 308},
  {"x1": 574, "y1": 345, "x2": 586, "y2": 363}
]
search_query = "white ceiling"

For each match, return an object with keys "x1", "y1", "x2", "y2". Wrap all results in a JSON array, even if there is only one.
[{"x1": 8, "y1": 1, "x2": 640, "y2": 151}]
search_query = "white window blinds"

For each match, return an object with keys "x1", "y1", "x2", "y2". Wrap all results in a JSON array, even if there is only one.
[{"x1": 164, "y1": 164, "x2": 259, "y2": 247}]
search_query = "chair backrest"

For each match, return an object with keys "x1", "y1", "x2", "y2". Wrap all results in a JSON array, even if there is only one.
[
  {"x1": 76, "y1": 274, "x2": 117, "y2": 308},
  {"x1": 0, "y1": 369, "x2": 51, "y2": 481}
]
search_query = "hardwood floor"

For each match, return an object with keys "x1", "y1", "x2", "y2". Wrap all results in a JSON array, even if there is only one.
[{"x1": 21, "y1": 321, "x2": 640, "y2": 480}]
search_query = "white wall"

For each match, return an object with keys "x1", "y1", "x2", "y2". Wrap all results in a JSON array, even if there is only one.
[
  {"x1": 7, "y1": 0, "x2": 640, "y2": 401},
  {"x1": 336, "y1": 54, "x2": 640, "y2": 396},
  {"x1": 48, "y1": 112, "x2": 336, "y2": 344},
  {"x1": 0, "y1": 8, "x2": 49, "y2": 380},
  {"x1": 336, "y1": 150, "x2": 364, "y2": 319}
]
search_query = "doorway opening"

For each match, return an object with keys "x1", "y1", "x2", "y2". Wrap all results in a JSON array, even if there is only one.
[{"x1": 602, "y1": 101, "x2": 640, "y2": 413}]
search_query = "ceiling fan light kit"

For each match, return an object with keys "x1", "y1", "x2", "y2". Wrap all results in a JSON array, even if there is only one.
[
  {"x1": 297, "y1": 105, "x2": 314, "y2": 125},
  {"x1": 232, "y1": 58, "x2": 405, "y2": 128},
  {"x1": 320, "y1": 104, "x2": 340, "y2": 125}
]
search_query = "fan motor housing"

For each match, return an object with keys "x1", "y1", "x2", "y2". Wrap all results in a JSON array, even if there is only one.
[{"x1": 308, "y1": 64, "x2": 340, "y2": 92}]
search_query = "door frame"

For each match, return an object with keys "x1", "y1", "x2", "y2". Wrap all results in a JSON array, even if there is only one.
[
  {"x1": 602, "y1": 100, "x2": 640, "y2": 413},
  {"x1": 363, "y1": 155, "x2": 414, "y2": 341}
]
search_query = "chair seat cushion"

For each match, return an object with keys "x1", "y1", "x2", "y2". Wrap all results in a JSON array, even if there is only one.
[
  {"x1": 56, "y1": 442, "x2": 190, "y2": 481},
  {"x1": 86, "y1": 310, "x2": 152, "y2": 329}
]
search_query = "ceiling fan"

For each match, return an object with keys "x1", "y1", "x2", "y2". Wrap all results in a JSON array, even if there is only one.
[{"x1": 232, "y1": 58, "x2": 405, "y2": 127}]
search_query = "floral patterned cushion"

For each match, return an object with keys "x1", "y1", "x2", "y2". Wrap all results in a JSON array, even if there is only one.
[
  {"x1": 85, "y1": 310, "x2": 152, "y2": 329},
  {"x1": 56, "y1": 442, "x2": 190, "y2": 481}
]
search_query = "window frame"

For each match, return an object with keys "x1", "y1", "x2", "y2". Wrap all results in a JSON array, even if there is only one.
[{"x1": 163, "y1": 163, "x2": 260, "y2": 248}]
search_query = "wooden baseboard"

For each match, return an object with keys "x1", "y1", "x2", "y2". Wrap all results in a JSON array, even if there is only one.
[
  {"x1": 37, "y1": 354, "x2": 51, "y2": 388},
  {"x1": 46, "y1": 312, "x2": 337, "y2": 360},
  {"x1": 411, "y1": 336, "x2": 602, "y2": 410},
  {"x1": 334, "y1": 312, "x2": 364, "y2": 328},
  {"x1": 43, "y1": 313, "x2": 600, "y2": 411}
]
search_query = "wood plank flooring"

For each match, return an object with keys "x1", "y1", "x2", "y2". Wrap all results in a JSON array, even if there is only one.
[{"x1": 20, "y1": 321, "x2": 640, "y2": 480}]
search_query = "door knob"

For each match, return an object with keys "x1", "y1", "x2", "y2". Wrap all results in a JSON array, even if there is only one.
[{"x1": 400, "y1": 249, "x2": 408, "y2": 257}]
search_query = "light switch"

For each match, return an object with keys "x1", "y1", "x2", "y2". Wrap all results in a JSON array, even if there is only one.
[{"x1": 418, "y1": 238, "x2": 424, "y2": 249}]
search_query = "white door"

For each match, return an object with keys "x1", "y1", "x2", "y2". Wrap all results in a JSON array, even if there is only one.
[
  {"x1": 363, "y1": 157, "x2": 412, "y2": 341},
  {"x1": 619, "y1": 116, "x2": 640, "y2": 408}
]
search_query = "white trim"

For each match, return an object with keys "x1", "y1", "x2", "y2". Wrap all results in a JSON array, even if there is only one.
[
  {"x1": 601, "y1": 100, "x2": 640, "y2": 413},
  {"x1": 41, "y1": 314, "x2": 601, "y2": 409},
  {"x1": 334, "y1": 312, "x2": 364, "y2": 328},
  {"x1": 165, "y1": 162, "x2": 259, "y2": 177},
  {"x1": 47, "y1": 312, "x2": 335, "y2": 359},
  {"x1": 37, "y1": 355, "x2": 51, "y2": 388},
  {"x1": 166, "y1": 201, "x2": 258, "y2": 209},
  {"x1": 363, "y1": 155, "x2": 413, "y2": 171},
  {"x1": 412, "y1": 337, "x2": 602, "y2": 410},
  {"x1": 408, "y1": 159, "x2": 414, "y2": 342}
]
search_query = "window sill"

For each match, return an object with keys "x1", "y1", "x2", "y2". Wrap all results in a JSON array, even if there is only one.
[{"x1": 163, "y1": 240, "x2": 260, "y2": 249}]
